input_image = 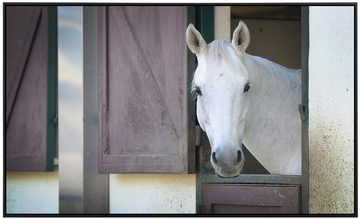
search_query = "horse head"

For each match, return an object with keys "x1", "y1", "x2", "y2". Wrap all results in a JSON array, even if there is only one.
[{"x1": 186, "y1": 21, "x2": 251, "y2": 178}]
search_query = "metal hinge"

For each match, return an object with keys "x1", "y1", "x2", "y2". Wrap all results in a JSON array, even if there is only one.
[
  {"x1": 298, "y1": 104, "x2": 307, "y2": 121},
  {"x1": 195, "y1": 125, "x2": 202, "y2": 147}
]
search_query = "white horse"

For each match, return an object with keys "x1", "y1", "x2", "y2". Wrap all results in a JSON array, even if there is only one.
[{"x1": 186, "y1": 21, "x2": 301, "y2": 177}]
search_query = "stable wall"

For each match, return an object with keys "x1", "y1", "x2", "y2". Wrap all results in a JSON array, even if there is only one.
[
  {"x1": 6, "y1": 168, "x2": 197, "y2": 214},
  {"x1": 6, "y1": 6, "x2": 354, "y2": 214},
  {"x1": 308, "y1": 6, "x2": 354, "y2": 213}
]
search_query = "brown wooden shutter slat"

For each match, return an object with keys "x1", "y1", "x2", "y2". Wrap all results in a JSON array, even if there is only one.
[
  {"x1": 6, "y1": 6, "x2": 49, "y2": 171},
  {"x1": 98, "y1": 6, "x2": 192, "y2": 173}
]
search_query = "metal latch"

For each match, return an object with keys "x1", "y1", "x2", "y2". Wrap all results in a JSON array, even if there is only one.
[
  {"x1": 298, "y1": 104, "x2": 306, "y2": 121},
  {"x1": 53, "y1": 114, "x2": 58, "y2": 125},
  {"x1": 195, "y1": 125, "x2": 201, "y2": 146},
  {"x1": 53, "y1": 158, "x2": 59, "y2": 166}
]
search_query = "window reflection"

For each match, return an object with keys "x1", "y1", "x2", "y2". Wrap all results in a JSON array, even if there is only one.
[{"x1": 58, "y1": 6, "x2": 83, "y2": 213}]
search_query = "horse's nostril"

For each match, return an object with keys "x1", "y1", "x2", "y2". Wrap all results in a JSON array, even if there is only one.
[
  {"x1": 236, "y1": 150, "x2": 242, "y2": 165},
  {"x1": 212, "y1": 152, "x2": 219, "y2": 165}
]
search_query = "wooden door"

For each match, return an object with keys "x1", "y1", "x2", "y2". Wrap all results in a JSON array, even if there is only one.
[
  {"x1": 6, "y1": 6, "x2": 52, "y2": 171},
  {"x1": 98, "y1": 6, "x2": 195, "y2": 173}
]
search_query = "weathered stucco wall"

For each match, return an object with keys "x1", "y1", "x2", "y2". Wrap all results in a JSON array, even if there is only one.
[
  {"x1": 308, "y1": 6, "x2": 354, "y2": 213},
  {"x1": 109, "y1": 174, "x2": 196, "y2": 213},
  {"x1": 6, "y1": 172, "x2": 59, "y2": 213}
]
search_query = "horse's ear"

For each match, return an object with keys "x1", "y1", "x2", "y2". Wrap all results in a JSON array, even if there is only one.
[
  {"x1": 186, "y1": 23, "x2": 207, "y2": 55},
  {"x1": 232, "y1": 21, "x2": 250, "y2": 52}
]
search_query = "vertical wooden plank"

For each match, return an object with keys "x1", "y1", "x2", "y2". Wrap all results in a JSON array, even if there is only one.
[
  {"x1": 195, "y1": 5, "x2": 214, "y2": 213},
  {"x1": 300, "y1": 6, "x2": 310, "y2": 214},
  {"x1": 98, "y1": 6, "x2": 109, "y2": 170},
  {"x1": 6, "y1": 6, "x2": 49, "y2": 171},
  {"x1": 84, "y1": 6, "x2": 109, "y2": 213},
  {"x1": 198, "y1": 6, "x2": 214, "y2": 43},
  {"x1": 187, "y1": 6, "x2": 196, "y2": 174},
  {"x1": 47, "y1": 6, "x2": 57, "y2": 171}
]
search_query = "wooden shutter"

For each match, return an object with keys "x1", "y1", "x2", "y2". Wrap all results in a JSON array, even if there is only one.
[
  {"x1": 6, "y1": 6, "x2": 50, "y2": 171},
  {"x1": 98, "y1": 6, "x2": 195, "y2": 173},
  {"x1": 202, "y1": 184, "x2": 300, "y2": 214}
]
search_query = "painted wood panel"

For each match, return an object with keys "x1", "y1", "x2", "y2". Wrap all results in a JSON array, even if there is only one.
[
  {"x1": 6, "y1": 6, "x2": 49, "y2": 171},
  {"x1": 202, "y1": 184, "x2": 299, "y2": 214},
  {"x1": 98, "y1": 6, "x2": 194, "y2": 173}
]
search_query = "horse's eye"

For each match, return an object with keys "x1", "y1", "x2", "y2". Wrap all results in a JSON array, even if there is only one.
[
  {"x1": 194, "y1": 86, "x2": 202, "y2": 96},
  {"x1": 243, "y1": 83, "x2": 250, "y2": 93}
]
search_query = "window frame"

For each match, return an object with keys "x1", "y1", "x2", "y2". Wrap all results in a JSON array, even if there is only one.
[
  {"x1": 195, "y1": 6, "x2": 309, "y2": 214},
  {"x1": 47, "y1": 6, "x2": 58, "y2": 171}
]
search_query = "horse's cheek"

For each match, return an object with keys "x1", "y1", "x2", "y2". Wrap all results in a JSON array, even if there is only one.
[{"x1": 196, "y1": 102, "x2": 208, "y2": 132}]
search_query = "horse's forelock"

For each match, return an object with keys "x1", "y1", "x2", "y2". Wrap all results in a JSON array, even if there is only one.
[{"x1": 207, "y1": 40, "x2": 246, "y2": 75}]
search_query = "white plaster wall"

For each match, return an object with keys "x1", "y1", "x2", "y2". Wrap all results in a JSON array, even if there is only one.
[
  {"x1": 6, "y1": 172, "x2": 59, "y2": 213},
  {"x1": 109, "y1": 174, "x2": 195, "y2": 213},
  {"x1": 215, "y1": 6, "x2": 231, "y2": 41},
  {"x1": 308, "y1": 6, "x2": 354, "y2": 213}
]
